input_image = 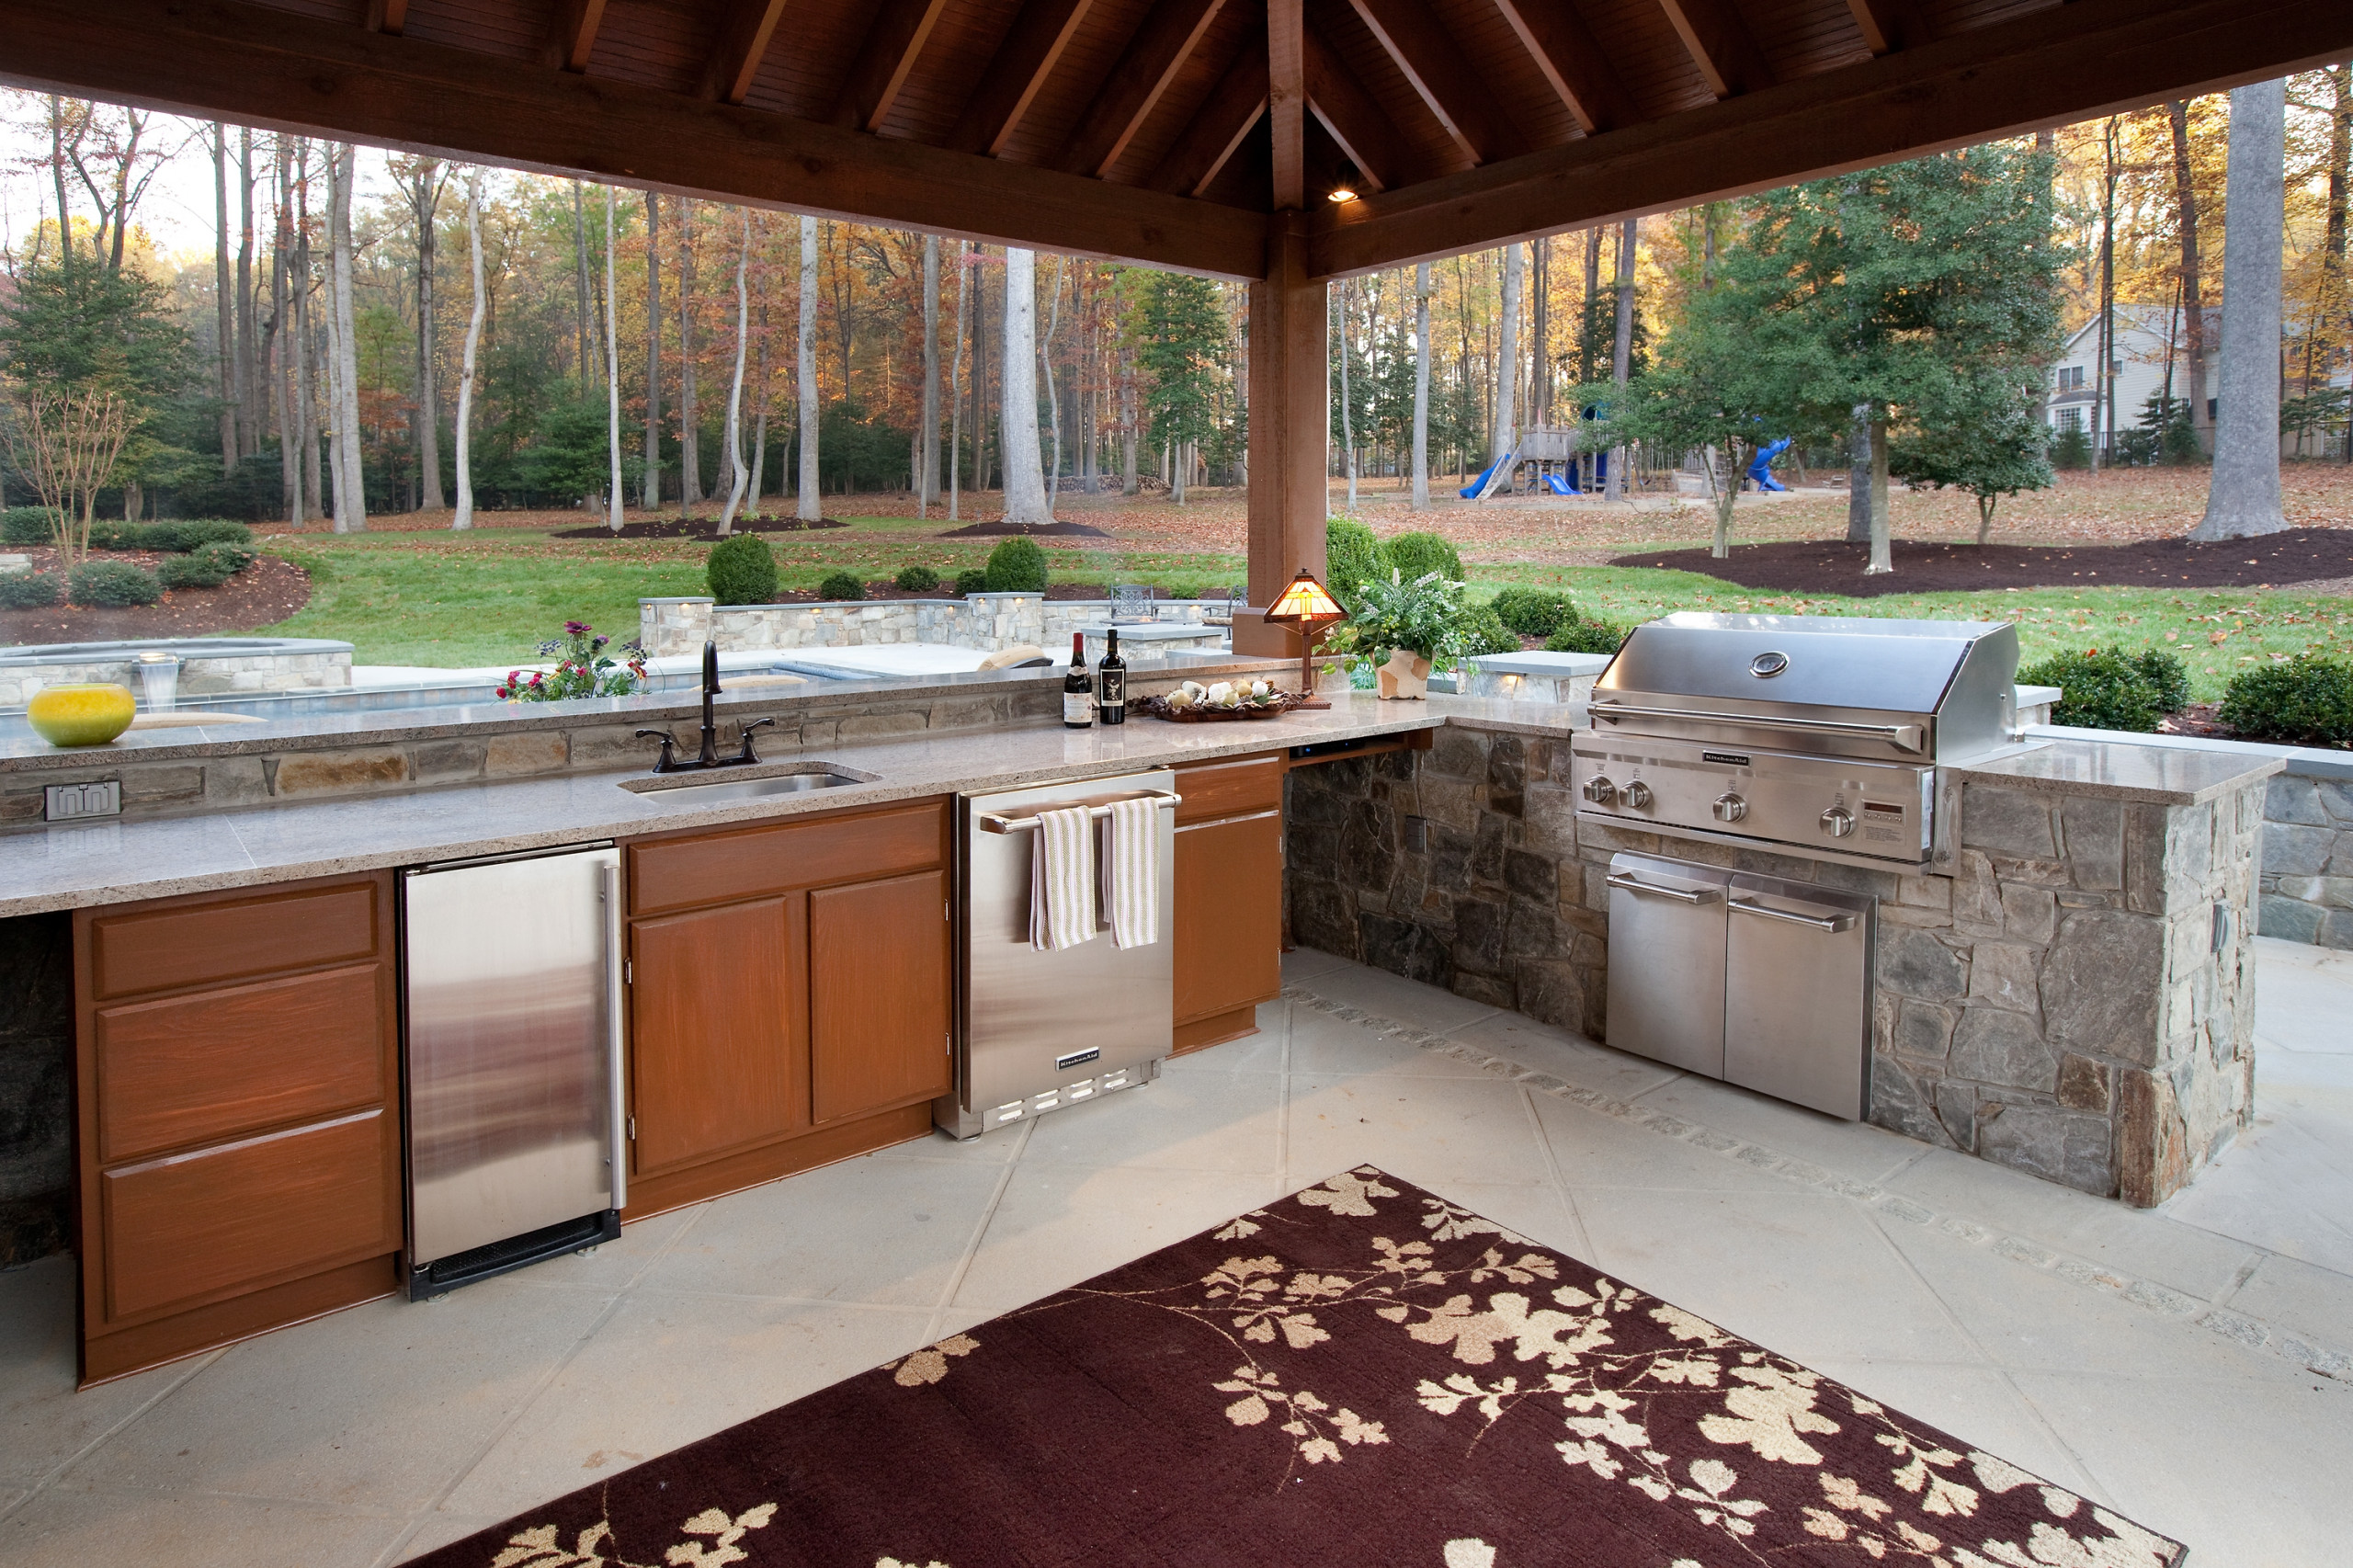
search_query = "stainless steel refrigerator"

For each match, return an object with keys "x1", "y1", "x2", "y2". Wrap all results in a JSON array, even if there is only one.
[{"x1": 402, "y1": 844, "x2": 626, "y2": 1298}]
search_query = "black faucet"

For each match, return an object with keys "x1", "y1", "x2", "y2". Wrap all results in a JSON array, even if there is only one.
[{"x1": 637, "y1": 640, "x2": 776, "y2": 774}]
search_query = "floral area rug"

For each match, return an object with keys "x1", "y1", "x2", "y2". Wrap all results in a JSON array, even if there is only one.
[{"x1": 421, "y1": 1168, "x2": 2185, "y2": 1568}]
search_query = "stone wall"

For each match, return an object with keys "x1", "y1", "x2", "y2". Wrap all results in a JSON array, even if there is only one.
[
  {"x1": 1285, "y1": 729, "x2": 2263, "y2": 1207},
  {"x1": 2256, "y1": 768, "x2": 2353, "y2": 949},
  {"x1": 0, "y1": 642, "x2": 353, "y2": 708},
  {"x1": 0, "y1": 911, "x2": 70, "y2": 1267},
  {"x1": 641, "y1": 595, "x2": 1220, "y2": 659}
]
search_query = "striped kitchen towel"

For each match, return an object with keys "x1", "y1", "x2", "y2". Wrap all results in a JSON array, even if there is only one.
[
  {"x1": 1098, "y1": 795, "x2": 1161, "y2": 949},
  {"x1": 1029, "y1": 804, "x2": 1098, "y2": 951}
]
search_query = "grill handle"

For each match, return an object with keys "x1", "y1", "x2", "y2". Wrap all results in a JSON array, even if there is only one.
[
  {"x1": 1729, "y1": 897, "x2": 1858, "y2": 934},
  {"x1": 1606, "y1": 871, "x2": 1723, "y2": 906},
  {"x1": 1589, "y1": 700, "x2": 1926, "y2": 755}
]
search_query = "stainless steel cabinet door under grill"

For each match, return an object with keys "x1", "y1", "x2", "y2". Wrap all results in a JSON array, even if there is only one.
[{"x1": 1605, "y1": 858, "x2": 1729, "y2": 1078}]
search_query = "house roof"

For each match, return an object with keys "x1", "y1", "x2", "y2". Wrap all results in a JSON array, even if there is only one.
[{"x1": 0, "y1": 0, "x2": 2346, "y2": 279}]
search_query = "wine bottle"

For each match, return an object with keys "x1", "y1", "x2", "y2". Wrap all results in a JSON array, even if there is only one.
[
  {"x1": 1097, "y1": 627, "x2": 1127, "y2": 725},
  {"x1": 1063, "y1": 632, "x2": 1094, "y2": 729}
]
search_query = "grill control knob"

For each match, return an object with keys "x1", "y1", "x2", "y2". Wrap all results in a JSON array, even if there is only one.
[
  {"x1": 1621, "y1": 780, "x2": 1654, "y2": 810},
  {"x1": 1711, "y1": 792, "x2": 1748, "y2": 824},
  {"x1": 1582, "y1": 775, "x2": 1618, "y2": 806},
  {"x1": 1820, "y1": 806, "x2": 1856, "y2": 839}
]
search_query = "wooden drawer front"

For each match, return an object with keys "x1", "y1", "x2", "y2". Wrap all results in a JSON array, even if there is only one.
[
  {"x1": 630, "y1": 801, "x2": 946, "y2": 915},
  {"x1": 810, "y1": 871, "x2": 952, "y2": 1124},
  {"x1": 1174, "y1": 755, "x2": 1283, "y2": 825},
  {"x1": 1175, "y1": 813, "x2": 1284, "y2": 1026},
  {"x1": 96, "y1": 965, "x2": 386, "y2": 1165},
  {"x1": 99, "y1": 1110, "x2": 394, "y2": 1324},
  {"x1": 91, "y1": 882, "x2": 379, "y2": 1000},
  {"x1": 628, "y1": 899, "x2": 809, "y2": 1176}
]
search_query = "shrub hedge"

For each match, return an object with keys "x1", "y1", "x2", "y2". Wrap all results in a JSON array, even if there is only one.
[
  {"x1": 954, "y1": 567, "x2": 989, "y2": 596},
  {"x1": 1382, "y1": 530, "x2": 1465, "y2": 585},
  {"x1": 1489, "y1": 586, "x2": 1576, "y2": 639},
  {"x1": 1324, "y1": 517, "x2": 1382, "y2": 608},
  {"x1": 0, "y1": 572, "x2": 63, "y2": 608},
  {"x1": 893, "y1": 564, "x2": 940, "y2": 593},
  {"x1": 157, "y1": 541, "x2": 257, "y2": 590},
  {"x1": 1455, "y1": 605, "x2": 1519, "y2": 659},
  {"x1": 1544, "y1": 618, "x2": 1628, "y2": 655},
  {"x1": 0, "y1": 513, "x2": 255, "y2": 553},
  {"x1": 983, "y1": 536, "x2": 1049, "y2": 592},
  {"x1": 69, "y1": 560, "x2": 163, "y2": 608},
  {"x1": 2220, "y1": 657, "x2": 2353, "y2": 748},
  {"x1": 706, "y1": 533, "x2": 779, "y2": 606},
  {"x1": 2017, "y1": 648, "x2": 2177, "y2": 733},
  {"x1": 818, "y1": 569, "x2": 867, "y2": 601}
]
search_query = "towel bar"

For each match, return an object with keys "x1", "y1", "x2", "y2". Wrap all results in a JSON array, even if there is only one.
[{"x1": 976, "y1": 790, "x2": 1182, "y2": 834}]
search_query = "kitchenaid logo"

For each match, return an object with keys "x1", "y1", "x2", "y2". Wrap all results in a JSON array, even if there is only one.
[
  {"x1": 1701, "y1": 752, "x2": 1751, "y2": 767},
  {"x1": 1862, "y1": 801, "x2": 1904, "y2": 817}
]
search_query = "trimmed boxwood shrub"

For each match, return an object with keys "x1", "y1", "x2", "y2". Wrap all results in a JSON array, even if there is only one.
[
  {"x1": 1381, "y1": 529, "x2": 1465, "y2": 585},
  {"x1": 1544, "y1": 617, "x2": 1628, "y2": 655},
  {"x1": 818, "y1": 569, "x2": 867, "y2": 601},
  {"x1": 86, "y1": 518, "x2": 254, "y2": 553},
  {"x1": 1, "y1": 507, "x2": 53, "y2": 547},
  {"x1": 2132, "y1": 648, "x2": 2191, "y2": 714},
  {"x1": 69, "y1": 559, "x2": 163, "y2": 608},
  {"x1": 1324, "y1": 517, "x2": 1382, "y2": 608},
  {"x1": 983, "y1": 536, "x2": 1048, "y2": 592},
  {"x1": 706, "y1": 533, "x2": 779, "y2": 606},
  {"x1": 1456, "y1": 605, "x2": 1519, "y2": 658},
  {"x1": 953, "y1": 567, "x2": 989, "y2": 596},
  {"x1": 1490, "y1": 585, "x2": 1576, "y2": 639},
  {"x1": 2017, "y1": 648, "x2": 2175, "y2": 733},
  {"x1": 2219, "y1": 656, "x2": 2353, "y2": 748},
  {"x1": 0, "y1": 572, "x2": 63, "y2": 608},
  {"x1": 157, "y1": 541, "x2": 256, "y2": 589},
  {"x1": 894, "y1": 564, "x2": 940, "y2": 593}
]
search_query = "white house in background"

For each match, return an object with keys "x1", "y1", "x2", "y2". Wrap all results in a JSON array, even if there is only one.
[{"x1": 2045, "y1": 302, "x2": 2217, "y2": 447}]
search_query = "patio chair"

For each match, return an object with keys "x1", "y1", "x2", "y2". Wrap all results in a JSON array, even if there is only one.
[{"x1": 1109, "y1": 583, "x2": 1156, "y2": 624}]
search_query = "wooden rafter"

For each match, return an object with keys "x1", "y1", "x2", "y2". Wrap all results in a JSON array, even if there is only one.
[
  {"x1": 1312, "y1": 0, "x2": 2353, "y2": 278},
  {"x1": 1844, "y1": 0, "x2": 1931, "y2": 55},
  {"x1": 1655, "y1": 0, "x2": 1773, "y2": 99},
  {"x1": 1147, "y1": 50, "x2": 1267, "y2": 195},
  {"x1": 946, "y1": 0, "x2": 1094, "y2": 156},
  {"x1": 1057, "y1": 0, "x2": 1230, "y2": 179},
  {"x1": 0, "y1": 0, "x2": 1266, "y2": 278},
  {"x1": 701, "y1": 0, "x2": 792, "y2": 104},
  {"x1": 543, "y1": 0, "x2": 608, "y2": 74},
  {"x1": 363, "y1": 0, "x2": 407, "y2": 35},
  {"x1": 1342, "y1": 0, "x2": 1529, "y2": 166},
  {"x1": 1487, "y1": 0, "x2": 1637, "y2": 135},
  {"x1": 831, "y1": 0, "x2": 955, "y2": 131},
  {"x1": 1302, "y1": 24, "x2": 1402, "y2": 190},
  {"x1": 1269, "y1": 0, "x2": 1303, "y2": 207}
]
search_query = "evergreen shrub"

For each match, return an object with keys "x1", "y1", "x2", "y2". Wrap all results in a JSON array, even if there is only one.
[
  {"x1": 983, "y1": 536, "x2": 1048, "y2": 592},
  {"x1": 893, "y1": 564, "x2": 940, "y2": 593},
  {"x1": 69, "y1": 560, "x2": 163, "y2": 608},
  {"x1": 1324, "y1": 517, "x2": 1382, "y2": 608},
  {"x1": 2219, "y1": 657, "x2": 2353, "y2": 748},
  {"x1": 1544, "y1": 618, "x2": 1628, "y2": 655},
  {"x1": 954, "y1": 568, "x2": 989, "y2": 596},
  {"x1": 2132, "y1": 649, "x2": 2191, "y2": 714},
  {"x1": 1382, "y1": 530, "x2": 1465, "y2": 585},
  {"x1": 0, "y1": 572, "x2": 62, "y2": 608},
  {"x1": 157, "y1": 542, "x2": 256, "y2": 589},
  {"x1": 1, "y1": 508, "x2": 53, "y2": 546},
  {"x1": 706, "y1": 533, "x2": 779, "y2": 605},
  {"x1": 1455, "y1": 606, "x2": 1519, "y2": 659},
  {"x1": 85, "y1": 518, "x2": 253, "y2": 553},
  {"x1": 818, "y1": 570, "x2": 867, "y2": 601},
  {"x1": 2017, "y1": 649, "x2": 2164, "y2": 732},
  {"x1": 2050, "y1": 427, "x2": 2092, "y2": 470},
  {"x1": 1489, "y1": 586, "x2": 1576, "y2": 639}
]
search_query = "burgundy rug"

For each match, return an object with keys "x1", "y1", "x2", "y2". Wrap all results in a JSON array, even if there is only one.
[{"x1": 419, "y1": 1169, "x2": 2184, "y2": 1567}]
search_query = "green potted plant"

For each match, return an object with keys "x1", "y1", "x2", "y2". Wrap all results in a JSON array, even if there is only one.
[{"x1": 1347, "y1": 568, "x2": 1464, "y2": 699}]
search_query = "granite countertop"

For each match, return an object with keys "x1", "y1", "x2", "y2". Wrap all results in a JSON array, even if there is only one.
[
  {"x1": 1950, "y1": 738, "x2": 2283, "y2": 805},
  {"x1": 0, "y1": 694, "x2": 1579, "y2": 918}
]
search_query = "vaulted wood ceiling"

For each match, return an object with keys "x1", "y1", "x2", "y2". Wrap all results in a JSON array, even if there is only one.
[{"x1": 2, "y1": 0, "x2": 2348, "y2": 279}]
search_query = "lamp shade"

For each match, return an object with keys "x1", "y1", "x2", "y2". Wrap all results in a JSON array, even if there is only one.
[{"x1": 1265, "y1": 570, "x2": 1346, "y2": 627}]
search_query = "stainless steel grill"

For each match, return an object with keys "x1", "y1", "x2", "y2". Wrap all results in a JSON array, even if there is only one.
[{"x1": 1568, "y1": 613, "x2": 2022, "y2": 871}]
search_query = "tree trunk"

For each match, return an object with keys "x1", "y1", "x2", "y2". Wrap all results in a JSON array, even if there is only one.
[
  {"x1": 677, "y1": 199, "x2": 703, "y2": 507},
  {"x1": 1336, "y1": 280, "x2": 1356, "y2": 511},
  {"x1": 604, "y1": 184, "x2": 624, "y2": 532},
  {"x1": 272, "y1": 141, "x2": 297, "y2": 525},
  {"x1": 1867, "y1": 415, "x2": 1893, "y2": 573},
  {"x1": 749, "y1": 303, "x2": 770, "y2": 517},
  {"x1": 1847, "y1": 406, "x2": 1872, "y2": 543},
  {"x1": 573, "y1": 180, "x2": 593, "y2": 400},
  {"x1": 1605, "y1": 219, "x2": 1635, "y2": 501},
  {"x1": 237, "y1": 128, "x2": 259, "y2": 458},
  {"x1": 974, "y1": 255, "x2": 992, "y2": 498},
  {"x1": 2195, "y1": 78, "x2": 2290, "y2": 540},
  {"x1": 1530, "y1": 235, "x2": 1549, "y2": 427},
  {"x1": 326, "y1": 143, "x2": 365, "y2": 533},
  {"x1": 718, "y1": 208, "x2": 753, "y2": 531},
  {"x1": 294, "y1": 146, "x2": 323, "y2": 525},
  {"x1": 1041, "y1": 256, "x2": 1065, "y2": 508},
  {"x1": 1412, "y1": 260, "x2": 1432, "y2": 510},
  {"x1": 2168, "y1": 101, "x2": 2210, "y2": 448},
  {"x1": 1494, "y1": 243, "x2": 1520, "y2": 464},
  {"x1": 1120, "y1": 344, "x2": 1139, "y2": 494},
  {"x1": 920, "y1": 233, "x2": 940, "y2": 513},
  {"x1": 213, "y1": 126, "x2": 236, "y2": 477},
  {"x1": 2095, "y1": 117, "x2": 2118, "y2": 473},
  {"x1": 642, "y1": 191, "x2": 662, "y2": 509},
  {"x1": 453, "y1": 168, "x2": 485, "y2": 531},
  {"x1": 409, "y1": 161, "x2": 446, "y2": 510},
  {"x1": 949, "y1": 242, "x2": 967, "y2": 521},
  {"x1": 1001, "y1": 248, "x2": 1052, "y2": 524},
  {"x1": 797, "y1": 214, "x2": 822, "y2": 521},
  {"x1": 2326, "y1": 62, "x2": 2350, "y2": 463}
]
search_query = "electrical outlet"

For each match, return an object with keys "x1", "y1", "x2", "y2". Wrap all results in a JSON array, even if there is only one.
[{"x1": 45, "y1": 781, "x2": 120, "y2": 822}]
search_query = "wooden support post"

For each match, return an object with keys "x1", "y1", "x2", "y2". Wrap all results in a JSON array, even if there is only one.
[{"x1": 1236, "y1": 213, "x2": 1325, "y2": 657}]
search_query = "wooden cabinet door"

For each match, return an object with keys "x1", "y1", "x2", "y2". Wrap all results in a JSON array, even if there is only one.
[
  {"x1": 809, "y1": 870, "x2": 951, "y2": 1125},
  {"x1": 628, "y1": 897, "x2": 808, "y2": 1177},
  {"x1": 1174, "y1": 812, "x2": 1284, "y2": 1030}
]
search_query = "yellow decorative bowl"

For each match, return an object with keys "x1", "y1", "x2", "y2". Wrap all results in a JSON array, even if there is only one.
[{"x1": 27, "y1": 683, "x2": 137, "y2": 747}]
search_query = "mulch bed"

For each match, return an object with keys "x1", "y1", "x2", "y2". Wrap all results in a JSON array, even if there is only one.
[
  {"x1": 938, "y1": 518, "x2": 1112, "y2": 538},
  {"x1": 550, "y1": 517, "x2": 850, "y2": 540},
  {"x1": 0, "y1": 550, "x2": 312, "y2": 647},
  {"x1": 1610, "y1": 528, "x2": 2353, "y2": 597},
  {"x1": 413, "y1": 1167, "x2": 2183, "y2": 1568}
]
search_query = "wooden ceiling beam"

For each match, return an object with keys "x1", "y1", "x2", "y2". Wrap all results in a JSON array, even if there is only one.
[
  {"x1": 1146, "y1": 50, "x2": 1267, "y2": 196},
  {"x1": 1058, "y1": 0, "x2": 1230, "y2": 178},
  {"x1": 1654, "y1": 0, "x2": 1773, "y2": 99},
  {"x1": 542, "y1": 0, "x2": 608, "y2": 74},
  {"x1": 1269, "y1": 0, "x2": 1304, "y2": 208},
  {"x1": 1844, "y1": 0, "x2": 1931, "y2": 55},
  {"x1": 1302, "y1": 24, "x2": 1403, "y2": 191},
  {"x1": 363, "y1": 0, "x2": 407, "y2": 34},
  {"x1": 1486, "y1": 0, "x2": 1638, "y2": 135},
  {"x1": 700, "y1": 0, "x2": 791, "y2": 104},
  {"x1": 1312, "y1": 0, "x2": 2353, "y2": 278},
  {"x1": 0, "y1": 0, "x2": 1267, "y2": 278},
  {"x1": 1342, "y1": 0, "x2": 1529, "y2": 166},
  {"x1": 945, "y1": 0, "x2": 1093, "y2": 157},
  {"x1": 830, "y1": 0, "x2": 955, "y2": 131}
]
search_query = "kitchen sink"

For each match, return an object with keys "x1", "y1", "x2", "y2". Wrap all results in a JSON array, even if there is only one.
[{"x1": 621, "y1": 763, "x2": 876, "y2": 806}]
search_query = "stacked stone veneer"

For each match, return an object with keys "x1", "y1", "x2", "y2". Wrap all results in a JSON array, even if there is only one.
[
  {"x1": 1285, "y1": 727, "x2": 2265, "y2": 1206},
  {"x1": 0, "y1": 911, "x2": 70, "y2": 1267},
  {"x1": 2256, "y1": 768, "x2": 2353, "y2": 948},
  {"x1": 642, "y1": 595, "x2": 1219, "y2": 659},
  {"x1": 0, "y1": 643, "x2": 352, "y2": 708}
]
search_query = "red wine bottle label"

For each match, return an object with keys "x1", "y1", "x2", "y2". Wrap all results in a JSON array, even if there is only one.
[{"x1": 1063, "y1": 692, "x2": 1094, "y2": 725}]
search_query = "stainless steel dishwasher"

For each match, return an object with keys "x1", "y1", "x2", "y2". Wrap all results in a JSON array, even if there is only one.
[
  {"x1": 939, "y1": 769, "x2": 1178, "y2": 1138},
  {"x1": 402, "y1": 844, "x2": 625, "y2": 1298}
]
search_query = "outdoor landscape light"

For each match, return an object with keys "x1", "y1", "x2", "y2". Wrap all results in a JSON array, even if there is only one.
[{"x1": 1263, "y1": 569, "x2": 1347, "y2": 709}]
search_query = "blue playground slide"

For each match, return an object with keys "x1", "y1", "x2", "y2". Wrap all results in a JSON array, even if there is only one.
[
  {"x1": 1746, "y1": 437, "x2": 1792, "y2": 493},
  {"x1": 1461, "y1": 455, "x2": 1511, "y2": 500},
  {"x1": 1541, "y1": 472, "x2": 1575, "y2": 495}
]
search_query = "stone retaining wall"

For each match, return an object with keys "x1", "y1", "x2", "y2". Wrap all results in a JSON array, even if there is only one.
[
  {"x1": 641, "y1": 595, "x2": 1220, "y2": 659},
  {"x1": 0, "y1": 643, "x2": 353, "y2": 709},
  {"x1": 0, "y1": 911, "x2": 69, "y2": 1268},
  {"x1": 2256, "y1": 770, "x2": 2353, "y2": 949},
  {"x1": 1285, "y1": 730, "x2": 2261, "y2": 1207}
]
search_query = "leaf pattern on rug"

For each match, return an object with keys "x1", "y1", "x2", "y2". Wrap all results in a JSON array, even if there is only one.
[
  {"x1": 883, "y1": 1334, "x2": 979, "y2": 1388},
  {"x1": 487, "y1": 1502, "x2": 775, "y2": 1568}
]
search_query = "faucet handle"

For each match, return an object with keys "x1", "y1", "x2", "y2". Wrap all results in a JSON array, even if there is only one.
[
  {"x1": 734, "y1": 716, "x2": 777, "y2": 764},
  {"x1": 634, "y1": 728, "x2": 681, "y2": 772}
]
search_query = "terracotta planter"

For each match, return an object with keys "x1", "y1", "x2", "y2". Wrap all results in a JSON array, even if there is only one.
[{"x1": 1376, "y1": 649, "x2": 1433, "y2": 700}]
